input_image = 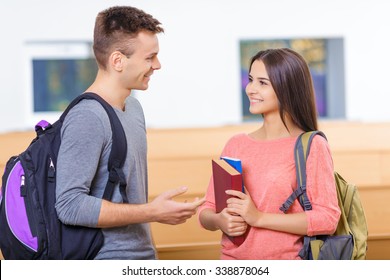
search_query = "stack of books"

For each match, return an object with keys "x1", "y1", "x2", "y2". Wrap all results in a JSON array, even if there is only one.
[{"x1": 212, "y1": 156, "x2": 247, "y2": 246}]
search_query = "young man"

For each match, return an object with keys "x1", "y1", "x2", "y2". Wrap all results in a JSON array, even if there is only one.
[{"x1": 55, "y1": 6, "x2": 204, "y2": 260}]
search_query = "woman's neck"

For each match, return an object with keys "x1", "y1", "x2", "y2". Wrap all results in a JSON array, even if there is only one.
[{"x1": 250, "y1": 114, "x2": 303, "y2": 140}]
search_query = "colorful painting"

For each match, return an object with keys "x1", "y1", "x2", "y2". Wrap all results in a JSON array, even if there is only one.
[{"x1": 33, "y1": 58, "x2": 97, "y2": 112}]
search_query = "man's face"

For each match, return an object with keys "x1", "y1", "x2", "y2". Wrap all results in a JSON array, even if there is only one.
[{"x1": 121, "y1": 31, "x2": 161, "y2": 91}]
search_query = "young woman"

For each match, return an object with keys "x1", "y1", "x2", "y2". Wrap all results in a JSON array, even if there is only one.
[{"x1": 199, "y1": 48, "x2": 340, "y2": 259}]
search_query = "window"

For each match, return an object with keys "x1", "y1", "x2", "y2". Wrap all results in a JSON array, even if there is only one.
[{"x1": 239, "y1": 38, "x2": 345, "y2": 120}]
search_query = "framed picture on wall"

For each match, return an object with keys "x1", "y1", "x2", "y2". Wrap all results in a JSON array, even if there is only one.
[
  {"x1": 239, "y1": 38, "x2": 345, "y2": 121},
  {"x1": 23, "y1": 41, "x2": 98, "y2": 126}
]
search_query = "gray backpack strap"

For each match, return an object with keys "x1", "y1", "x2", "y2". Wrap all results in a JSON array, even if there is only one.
[
  {"x1": 280, "y1": 131, "x2": 327, "y2": 213},
  {"x1": 280, "y1": 130, "x2": 327, "y2": 259}
]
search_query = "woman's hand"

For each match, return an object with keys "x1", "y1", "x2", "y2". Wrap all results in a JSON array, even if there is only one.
[
  {"x1": 226, "y1": 189, "x2": 261, "y2": 227},
  {"x1": 226, "y1": 189, "x2": 309, "y2": 235},
  {"x1": 216, "y1": 208, "x2": 248, "y2": 237}
]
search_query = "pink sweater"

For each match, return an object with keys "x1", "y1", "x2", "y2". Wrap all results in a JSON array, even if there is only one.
[{"x1": 199, "y1": 133, "x2": 340, "y2": 260}]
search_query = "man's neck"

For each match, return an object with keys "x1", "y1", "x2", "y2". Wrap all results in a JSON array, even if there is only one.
[{"x1": 86, "y1": 72, "x2": 130, "y2": 111}]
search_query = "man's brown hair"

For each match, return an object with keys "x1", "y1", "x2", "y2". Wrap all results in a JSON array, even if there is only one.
[{"x1": 93, "y1": 6, "x2": 164, "y2": 69}]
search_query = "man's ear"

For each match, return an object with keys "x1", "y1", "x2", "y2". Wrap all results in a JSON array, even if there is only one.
[{"x1": 110, "y1": 51, "x2": 124, "y2": 72}]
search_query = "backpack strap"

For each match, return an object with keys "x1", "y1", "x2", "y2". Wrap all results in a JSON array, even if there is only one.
[
  {"x1": 342, "y1": 178, "x2": 355, "y2": 218},
  {"x1": 279, "y1": 131, "x2": 327, "y2": 213},
  {"x1": 279, "y1": 130, "x2": 327, "y2": 259},
  {"x1": 59, "y1": 92, "x2": 128, "y2": 203}
]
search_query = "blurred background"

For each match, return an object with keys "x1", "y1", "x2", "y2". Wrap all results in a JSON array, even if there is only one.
[{"x1": 1, "y1": 0, "x2": 390, "y2": 131}]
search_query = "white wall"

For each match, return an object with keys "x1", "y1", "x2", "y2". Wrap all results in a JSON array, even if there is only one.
[{"x1": 1, "y1": 0, "x2": 389, "y2": 133}]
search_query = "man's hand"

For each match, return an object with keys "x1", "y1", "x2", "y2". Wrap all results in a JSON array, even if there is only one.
[{"x1": 151, "y1": 186, "x2": 205, "y2": 225}]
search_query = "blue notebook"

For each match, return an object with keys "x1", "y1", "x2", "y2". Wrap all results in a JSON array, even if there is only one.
[{"x1": 220, "y1": 156, "x2": 245, "y2": 193}]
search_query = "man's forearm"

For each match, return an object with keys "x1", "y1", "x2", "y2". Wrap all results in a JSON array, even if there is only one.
[{"x1": 97, "y1": 200, "x2": 155, "y2": 228}]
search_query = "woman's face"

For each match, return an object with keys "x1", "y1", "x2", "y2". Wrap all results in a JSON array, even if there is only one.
[{"x1": 246, "y1": 60, "x2": 279, "y2": 116}]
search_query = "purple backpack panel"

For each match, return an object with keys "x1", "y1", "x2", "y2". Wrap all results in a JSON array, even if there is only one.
[{"x1": 5, "y1": 160, "x2": 38, "y2": 251}]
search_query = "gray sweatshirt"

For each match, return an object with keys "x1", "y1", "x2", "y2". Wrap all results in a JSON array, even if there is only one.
[{"x1": 55, "y1": 96, "x2": 156, "y2": 260}]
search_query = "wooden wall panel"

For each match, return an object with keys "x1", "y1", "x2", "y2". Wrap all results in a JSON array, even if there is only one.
[{"x1": 1, "y1": 121, "x2": 390, "y2": 260}]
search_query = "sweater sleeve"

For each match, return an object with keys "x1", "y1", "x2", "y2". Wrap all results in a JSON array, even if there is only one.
[
  {"x1": 55, "y1": 105, "x2": 109, "y2": 227},
  {"x1": 305, "y1": 135, "x2": 341, "y2": 236}
]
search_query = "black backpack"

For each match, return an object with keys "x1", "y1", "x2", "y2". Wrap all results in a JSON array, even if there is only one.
[{"x1": 0, "y1": 92, "x2": 127, "y2": 259}]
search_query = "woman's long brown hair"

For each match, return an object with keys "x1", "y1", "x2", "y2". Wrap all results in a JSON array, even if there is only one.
[{"x1": 249, "y1": 48, "x2": 318, "y2": 132}]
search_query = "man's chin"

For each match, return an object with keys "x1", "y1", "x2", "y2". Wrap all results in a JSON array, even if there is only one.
[
  {"x1": 133, "y1": 84, "x2": 149, "y2": 91},
  {"x1": 142, "y1": 82, "x2": 150, "y2": 90}
]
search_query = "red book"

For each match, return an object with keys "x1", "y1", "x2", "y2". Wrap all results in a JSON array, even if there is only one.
[{"x1": 212, "y1": 159, "x2": 246, "y2": 246}]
